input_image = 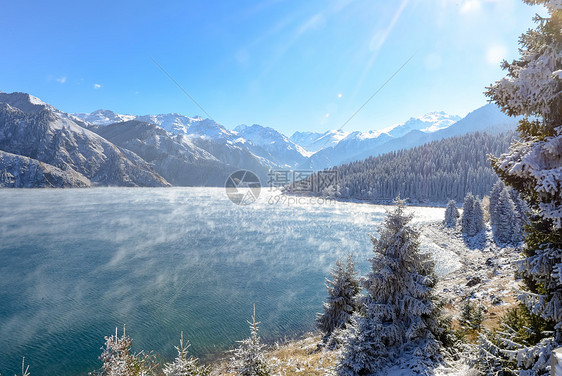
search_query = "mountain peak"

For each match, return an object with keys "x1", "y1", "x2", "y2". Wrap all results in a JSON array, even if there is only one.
[{"x1": 0, "y1": 92, "x2": 52, "y2": 114}]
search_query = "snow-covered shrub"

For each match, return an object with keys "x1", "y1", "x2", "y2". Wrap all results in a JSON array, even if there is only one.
[{"x1": 316, "y1": 254, "x2": 361, "y2": 346}]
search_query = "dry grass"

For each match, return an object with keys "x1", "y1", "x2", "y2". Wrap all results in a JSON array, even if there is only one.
[{"x1": 210, "y1": 334, "x2": 338, "y2": 376}]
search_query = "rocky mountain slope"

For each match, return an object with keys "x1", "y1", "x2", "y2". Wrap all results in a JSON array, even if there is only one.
[
  {"x1": 0, "y1": 93, "x2": 170, "y2": 187},
  {"x1": 94, "y1": 120, "x2": 268, "y2": 186},
  {"x1": 0, "y1": 150, "x2": 91, "y2": 188}
]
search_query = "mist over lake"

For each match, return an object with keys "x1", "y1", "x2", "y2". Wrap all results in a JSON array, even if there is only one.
[{"x1": 0, "y1": 188, "x2": 455, "y2": 376}]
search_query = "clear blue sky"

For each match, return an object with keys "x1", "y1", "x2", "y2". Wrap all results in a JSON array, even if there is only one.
[{"x1": 0, "y1": 0, "x2": 543, "y2": 134}]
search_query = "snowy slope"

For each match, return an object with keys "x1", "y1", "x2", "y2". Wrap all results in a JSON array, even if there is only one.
[
  {"x1": 0, "y1": 150, "x2": 91, "y2": 188},
  {"x1": 385, "y1": 111, "x2": 461, "y2": 138},
  {"x1": 72, "y1": 109, "x2": 136, "y2": 125},
  {"x1": 290, "y1": 129, "x2": 349, "y2": 153},
  {"x1": 233, "y1": 124, "x2": 310, "y2": 167},
  {"x1": 73, "y1": 110, "x2": 235, "y2": 140},
  {"x1": 94, "y1": 120, "x2": 270, "y2": 186},
  {"x1": 0, "y1": 93, "x2": 170, "y2": 187}
]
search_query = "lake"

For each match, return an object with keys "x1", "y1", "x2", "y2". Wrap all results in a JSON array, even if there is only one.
[{"x1": 0, "y1": 188, "x2": 455, "y2": 375}]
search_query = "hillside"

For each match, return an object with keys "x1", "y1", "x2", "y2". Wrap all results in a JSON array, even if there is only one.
[{"x1": 310, "y1": 131, "x2": 516, "y2": 204}]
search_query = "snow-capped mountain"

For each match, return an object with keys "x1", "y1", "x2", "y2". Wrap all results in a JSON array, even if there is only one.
[
  {"x1": 384, "y1": 111, "x2": 461, "y2": 138},
  {"x1": 72, "y1": 109, "x2": 136, "y2": 126},
  {"x1": 73, "y1": 110, "x2": 235, "y2": 140},
  {"x1": 290, "y1": 129, "x2": 349, "y2": 153},
  {"x1": 233, "y1": 124, "x2": 310, "y2": 167},
  {"x1": 290, "y1": 112, "x2": 459, "y2": 157},
  {"x1": 95, "y1": 120, "x2": 270, "y2": 186},
  {"x1": 300, "y1": 105, "x2": 517, "y2": 170},
  {"x1": 74, "y1": 111, "x2": 311, "y2": 168},
  {"x1": 1, "y1": 91, "x2": 521, "y2": 188},
  {"x1": 0, "y1": 93, "x2": 169, "y2": 187}
]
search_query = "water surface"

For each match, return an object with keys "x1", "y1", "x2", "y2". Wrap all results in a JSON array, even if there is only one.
[{"x1": 0, "y1": 188, "x2": 453, "y2": 375}]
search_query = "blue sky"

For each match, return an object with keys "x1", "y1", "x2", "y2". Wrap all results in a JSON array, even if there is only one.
[{"x1": 0, "y1": 0, "x2": 543, "y2": 134}]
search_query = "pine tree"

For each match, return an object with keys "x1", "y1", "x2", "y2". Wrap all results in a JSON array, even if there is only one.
[
  {"x1": 336, "y1": 199, "x2": 443, "y2": 375},
  {"x1": 444, "y1": 200, "x2": 460, "y2": 227},
  {"x1": 489, "y1": 181, "x2": 505, "y2": 226},
  {"x1": 94, "y1": 326, "x2": 156, "y2": 376},
  {"x1": 163, "y1": 332, "x2": 209, "y2": 376},
  {"x1": 479, "y1": 0, "x2": 562, "y2": 373},
  {"x1": 230, "y1": 308, "x2": 271, "y2": 376},
  {"x1": 461, "y1": 193, "x2": 475, "y2": 235},
  {"x1": 493, "y1": 188, "x2": 517, "y2": 244},
  {"x1": 316, "y1": 254, "x2": 361, "y2": 346},
  {"x1": 471, "y1": 198, "x2": 486, "y2": 236}
]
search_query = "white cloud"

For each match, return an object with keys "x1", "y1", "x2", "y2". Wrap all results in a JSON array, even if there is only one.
[
  {"x1": 485, "y1": 44, "x2": 508, "y2": 65},
  {"x1": 55, "y1": 76, "x2": 67, "y2": 84},
  {"x1": 93, "y1": 83, "x2": 102, "y2": 89},
  {"x1": 460, "y1": 0, "x2": 481, "y2": 13}
]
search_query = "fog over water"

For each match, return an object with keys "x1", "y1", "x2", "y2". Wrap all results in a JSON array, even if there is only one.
[{"x1": 0, "y1": 188, "x2": 456, "y2": 375}]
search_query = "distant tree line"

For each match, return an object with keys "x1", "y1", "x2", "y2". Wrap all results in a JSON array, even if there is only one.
[{"x1": 318, "y1": 131, "x2": 517, "y2": 204}]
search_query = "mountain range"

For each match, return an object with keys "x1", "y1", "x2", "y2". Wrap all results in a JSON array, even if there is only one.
[{"x1": 0, "y1": 91, "x2": 519, "y2": 188}]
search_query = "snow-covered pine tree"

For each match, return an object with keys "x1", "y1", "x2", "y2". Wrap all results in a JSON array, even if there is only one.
[
  {"x1": 94, "y1": 326, "x2": 156, "y2": 376},
  {"x1": 489, "y1": 181, "x2": 505, "y2": 226},
  {"x1": 316, "y1": 254, "x2": 361, "y2": 346},
  {"x1": 471, "y1": 198, "x2": 486, "y2": 236},
  {"x1": 479, "y1": 0, "x2": 562, "y2": 373},
  {"x1": 163, "y1": 332, "x2": 209, "y2": 376},
  {"x1": 336, "y1": 199, "x2": 443, "y2": 375},
  {"x1": 444, "y1": 200, "x2": 460, "y2": 227},
  {"x1": 230, "y1": 308, "x2": 271, "y2": 376},
  {"x1": 462, "y1": 193, "x2": 475, "y2": 235},
  {"x1": 492, "y1": 188, "x2": 517, "y2": 244}
]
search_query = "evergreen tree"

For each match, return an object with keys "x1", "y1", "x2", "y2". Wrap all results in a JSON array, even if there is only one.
[
  {"x1": 163, "y1": 332, "x2": 209, "y2": 376},
  {"x1": 230, "y1": 308, "x2": 271, "y2": 376},
  {"x1": 472, "y1": 198, "x2": 486, "y2": 236},
  {"x1": 336, "y1": 199, "x2": 443, "y2": 375},
  {"x1": 489, "y1": 181, "x2": 505, "y2": 226},
  {"x1": 478, "y1": 0, "x2": 562, "y2": 373},
  {"x1": 94, "y1": 326, "x2": 156, "y2": 376},
  {"x1": 316, "y1": 254, "x2": 361, "y2": 346},
  {"x1": 444, "y1": 200, "x2": 460, "y2": 227},
  {"x1": 461, "y1": 193, "x2": 475, "y2": 235},
  {"x1": 493, "y1": 188, "x2": 517, "y2": 244}
]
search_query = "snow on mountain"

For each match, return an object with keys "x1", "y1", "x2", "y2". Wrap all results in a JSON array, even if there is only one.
[
  {"x1": 0, "y1": 93, "x2": 170, "y2": 187},
  {"x1": 233, "y1": 124, "x2": 310, "y2": 167},
  {"x1": 303, "y1": 105, "x2": 516, "y2": 170},
  {"x1": 0, "y1": 150, "x2": 91, "y2": 188},
  {"x1": 291, "y1": 112, "x2": 459, "y2": 156},
  {"x1": 72, "y1": 109, "x2": 136, "y2": 126},
  {"x1": 334, "y1": 104, "x2": 519, "y2": 168},
  {"x1": 95, "y1": 120, "x2": 270, "y2": 186},
  {"x1": 73, "y1": 111, "x2": 235, "y2": 140},
  {"x1": 385, "y1": 111, "x2": 461, "y2": 138},
  {"x1": 290, "y1": 129, "x2": 349, "y2": 153}
]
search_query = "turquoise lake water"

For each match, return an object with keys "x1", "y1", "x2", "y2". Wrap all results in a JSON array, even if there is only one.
[{"x1": 0, "y1": 188, "x2": 450, "y2": 375}]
